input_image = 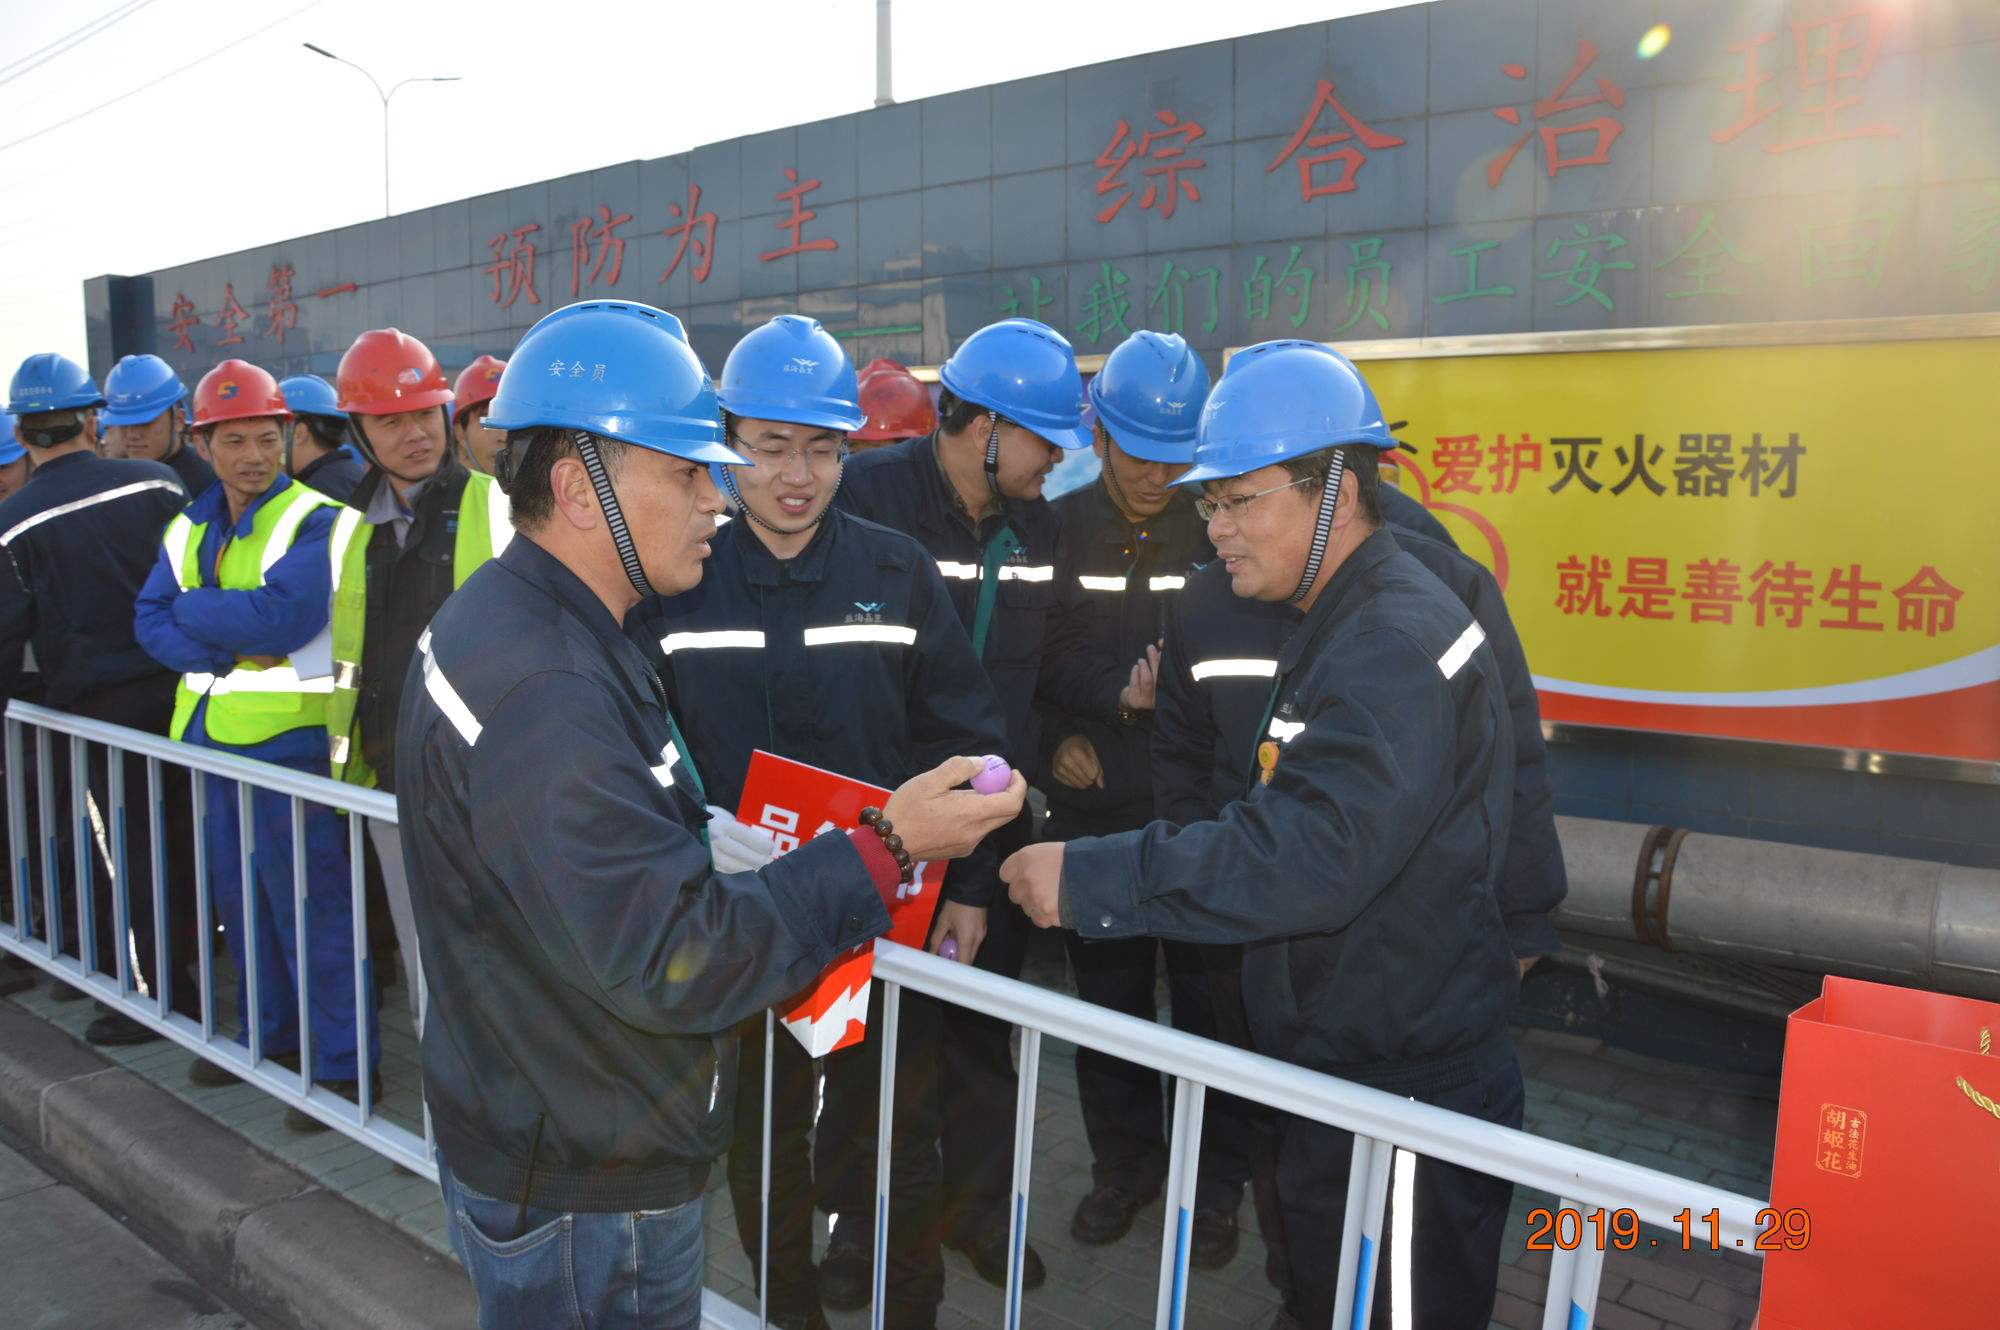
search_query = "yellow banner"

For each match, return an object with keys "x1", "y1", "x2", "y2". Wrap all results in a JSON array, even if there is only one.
[{"x1": 1358, "y1": 333, "x2": 1999, "y2": 760}]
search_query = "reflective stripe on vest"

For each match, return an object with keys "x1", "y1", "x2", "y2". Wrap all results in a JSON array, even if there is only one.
[
  {"x1": 168, "y1": 483, "x2": 341, "y2": 744},
  {"x1": 327, "y1": 472, "x2": 511, "y2": 785}
]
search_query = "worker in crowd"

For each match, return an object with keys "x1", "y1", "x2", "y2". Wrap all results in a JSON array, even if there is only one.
[
  {"x1": 1006, "y1": 340, "x2": 1526, "y2": 1330},
  {"x1": 630, "y1": 315, "x2": 1009, "y2": 1330},
  {"x1": 0, "y1": 353, "x2": 196, "y2": 1042},
  {"x1": 1153, "y1": 386, "x2": 1566, "y2": 1327},
  {"x1": 835, "y1": 317, "x2": 1090, "y2": 1289},
  {"x1": 0, "y1": 411, "x2": 27, "y2": 500},
  {"x1": 849, "y1": 357, "x2": 937, "y2": 452},
  {"x1": 328, "y1": 329, "x2": 510, "y2": 1032},
  {"x1": 132, "y1": 359, "x2": 372, "y2": 1121},
  {"x1": 100, "y1": 353, "x2": 216, "y2": 497},
  {"x1": 449, "y1": 354, "x2": 508, "y2": 474},
  {"x1": 278, "y1": 375, "x2": 364, "y2": 505},
  {"x1": 1033, "y1": 330, "x2": 1251, "y2": 1264},
  {"x1": 397, "y1": 298, "x2": 1024, "y2": 1330}
]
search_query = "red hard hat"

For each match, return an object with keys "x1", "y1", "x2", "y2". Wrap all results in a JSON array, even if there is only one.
[
  {"x1": 190, "y1": 359, "x2": 290, "y2": 430},
  {"x1": 336, "y1": 327, "x2": 452, "y2": 416},
  {"x1": 852, "y1": 358, "x2": 938, "y2": 442},
  {"x1": 452, "y1": 355, "x2": 507, "y2": 413}
]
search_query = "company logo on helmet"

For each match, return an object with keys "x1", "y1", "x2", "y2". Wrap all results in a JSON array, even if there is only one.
[
  {"x1": 396, "y1": 368, "x2": 422, "y2": 386},
  {"x1": 784, "y1": 357, "x2": 820, "y2": 374},
  {"x1": 1164, "y1": 401, "x2": 1187, "y2": 414},
  {"x1": 484, "y1": 367, "x2": 502, "y2": 381},
  {"x1": 217, "y1": 381, "x2": 240, "y2": 400}
]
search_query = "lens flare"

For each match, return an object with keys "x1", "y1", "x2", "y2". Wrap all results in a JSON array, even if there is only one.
[{"x1": 1637, "y1": 24, "x2": 1672, "y2": 60}]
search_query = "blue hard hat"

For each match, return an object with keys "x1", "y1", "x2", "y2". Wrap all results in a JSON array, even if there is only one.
[
  {"x1": 8, "y1": 353, "x2": 106, "y2": 416},
  {"x1": 278, "y1": 374, "x2": 346, "y2": 421},
  {"x1": 1088, "y1": 331, "x2": 1211, "y2": 464},
  {"x1": 0, "y1": 413, "x2": 20, "y2": 467},
  {"x1": 483, "y1": 300, "x2": 739, "y2": 466},
  {"x1": 939, "y1": 318, "x2": 1091, "y2": 450},
  {"x1": 1174, "y1": 340, "x2": 1395, "y2": 488},
  {"x1": 100, "y1": 354, "x2": 185, "y2": 427},
  {"x1": 717, "y1": 315, "x2": 865, "y2": 433}
]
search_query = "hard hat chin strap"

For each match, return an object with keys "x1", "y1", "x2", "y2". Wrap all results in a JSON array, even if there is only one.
[
  {"x1": 576, "y1": 433, "x2": 655, "y2": 601},
  {"x1": 1289, "y1": 449, "x2": 1346, "y2": 605},
  {"x1": 983, "y1": 413, "x2": 1003, "y2": 498}
]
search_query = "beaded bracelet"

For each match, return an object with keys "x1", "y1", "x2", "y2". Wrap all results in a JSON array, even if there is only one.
[{"x1": 858, "y1": 806, "x2": 915, "y2": 885}]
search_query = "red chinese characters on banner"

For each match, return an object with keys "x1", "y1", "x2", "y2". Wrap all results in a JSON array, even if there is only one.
[
  {"x1": 1266, "y1": 80, "x2": 1406, "y2": 203},
  {"x1": 660, "y1": 183, "x2": 717, "y2": 284},
  {"x1": 1551, "y1": 555, "x2": 1962, "y2": 636},
  {"x1": 313, "y1": 282, "x2": 358, "y2": 298},
  {"x1": 485, "y1": 224, "x2": 542, "y2": 309},
  {"x1": 570, "y1": 203, "x2": 633, "y2": 297},
  {"x1": 167, "y1": 293, "x2": 199, "y2": 353},
  {"x1": 215, "y1": 283, "x2": 249, "y2": 348},
  {"x1": 1094, "y1": 110, "x2": 1206, "y2": 223},
  {"x1": 760, "y1": 168, "x2": 837, "y2": 261},
  {"x1": 1713, "y1": 7, "x2": 1901, "y2": 152},
  {"x1": 265, "y1": 264, "x2": 298, "y2": 346},
  {"x1": 1489, "y1": 39, "x2": 1627, "y2": 187}
]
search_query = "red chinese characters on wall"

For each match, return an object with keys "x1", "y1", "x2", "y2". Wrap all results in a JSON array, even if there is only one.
[
  {"x1": 265, "y1": 265, "x2": 299, "y2": 346},
  {"x1": 1713, "y1": 6, "x2": 1901, "y2": 152},
  {"x1": 760, "y1": 168, "x2": 838, "y2": 261},
  {"x1": 1488, "y1": 38, "x2": 1627, "y2": 186},
  {"x1": 1266, "y1": 80, "x2": 1406, "y2": 203},
  {"x1": 570, "y1": 204, "x2": 634, "y2": 297},
  {"x1": 660, "y1": 183, "x2": 717, "y2": 284},
  {"x1": 214, "y1": 283, "x2": 250, "y2": 348},
  {"x1": 1095, "y1": 110, "x2": 1207, "y2": 223},
  {"x1": 166, "y1": 294, "x2": 199, "y2": 353},
  {"x1": 486, "y1": 224, "x2": 542, "y2": 309}
]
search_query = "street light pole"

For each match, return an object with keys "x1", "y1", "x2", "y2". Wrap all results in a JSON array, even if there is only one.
[{"x1": 302, "y1": 43, "x2": 459, "y2": 218}]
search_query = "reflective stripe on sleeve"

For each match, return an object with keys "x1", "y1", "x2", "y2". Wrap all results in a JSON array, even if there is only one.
[
  {"x1": 1436, "y1": 622, "x2": 1487, "y2": 680},
  {"x1": 418, "y1": 629, "x2": 482, "y2": 746},
  {"x1": 0, "y1": 479, "x2": 186, "y2": 548}
]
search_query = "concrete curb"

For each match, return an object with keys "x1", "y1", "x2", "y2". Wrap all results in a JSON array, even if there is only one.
[{"x1": 0, "y1": 1002, "x2": 476, "y2": 1330}]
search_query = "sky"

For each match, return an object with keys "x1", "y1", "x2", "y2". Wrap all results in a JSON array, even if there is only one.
[{"x1": 0, "y1": 0, "x2": 1413, "y2": 376}]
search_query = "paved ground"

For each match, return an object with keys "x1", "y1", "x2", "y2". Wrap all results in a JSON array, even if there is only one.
[
  {"x1": 6, "y1": 934, "x2": 1773, "y2": 1330},
  {"x1": 0, "y1": 1116, "x2": 262, "y2": 1330}
]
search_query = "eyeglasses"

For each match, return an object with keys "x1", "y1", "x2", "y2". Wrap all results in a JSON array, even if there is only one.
[
  {"x1": 1193, "y1": 475, "x2": 1315, "y2": 521},
  {"x1": 733, "y1": 436, "x2": 847, "y2": 470}
]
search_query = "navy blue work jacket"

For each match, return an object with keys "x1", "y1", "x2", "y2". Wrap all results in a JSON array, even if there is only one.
[
  {"x1": 630, "y1": 509, "x2": 1010, "y2": 906},
  {"x1": 395, "y1": 536, "x2": 893, "y2": 1212},
  {"x1": 1066, "y1": 528, "x2": 1520, "y2": 1093},
  {"x1": 1035, "y1": 480, "x2": 1213, "y2": 834},
  {"x1": 835, "y1": 435, "x2": 1065, "y2": 781},
  {"x1": 0, "y1": 452, "x2": 187, "y2": 707}
]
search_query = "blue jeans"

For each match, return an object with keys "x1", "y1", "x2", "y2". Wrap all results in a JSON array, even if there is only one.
[{"x1": 438, "y1": 1160, "x2": 705, "y2": 1330}]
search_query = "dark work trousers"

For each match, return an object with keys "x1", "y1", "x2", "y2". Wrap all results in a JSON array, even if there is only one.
[
  {"x1": 727, "y1": 1009, "x2": 823, "y2": 1319},
  {"x1": 50, "y1": 673, "x2": 198, "y2": 1015},
  {"x1": 813, "y1": 987, "x2": 947, "y2": 1329},
  {"x1": 1204, "y1": 945, "x2": 1296, "y2": 1308},
  {"x1": 1047, "y1": 804, "x2": 1251, "y2": 1215},
  {"x1": 937, "y1": 808, "x2": 1036, "y2": 1246},
  {"x1": 1281, "y1": 1050, "x2": 1524, "y2": 1330}
]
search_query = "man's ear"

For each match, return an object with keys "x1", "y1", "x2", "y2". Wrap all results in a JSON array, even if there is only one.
[{"x1": 548, "y1": 454, "x2": 600, "y2": 531}]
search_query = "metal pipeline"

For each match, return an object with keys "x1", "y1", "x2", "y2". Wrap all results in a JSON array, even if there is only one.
[{"x1": 1553, "y1": 816, "x2": 2000, "y2": 1001}]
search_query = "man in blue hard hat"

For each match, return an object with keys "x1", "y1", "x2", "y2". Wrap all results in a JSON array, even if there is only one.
[
  {"x1": 397, "y1": 300, "x2": 1025, "y2": 1330},
  {"x1": 0, "y1": 413, "x2": 29, "y2": 502},
  {"x1": 278, "y1": 375, "x2": 364, "y2": 505},
  {"x1": 1032, "y1": 330, "x2": 1254, "y2": 1265},
  {"x1": 1150, "y1": 370, "x2": 1566, "y2": 1327},
  {"x1": 630, "y1": 314, "x2": 1010, "y2": 1330},
  {"x1": 1, "y1": 353, "x2": 198, "y2": 1040},
  {"x1": 835, "y1": 316, "x2": 1091, "y2": 1290},
  {"x1": 1006, "y1": 340, "x2": 1525, "y2": 1330},
  {"x1": 101, "y1": 354, "x2": 215, "y2": 499}
]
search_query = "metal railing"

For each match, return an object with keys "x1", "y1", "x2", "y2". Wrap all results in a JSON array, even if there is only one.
[
  {"x1": 1, "y1": 700, "x2": 1770, "y2": 1330},
  {"x1": 1, "y1": 699, "x2": 427, "y2": 1175}
]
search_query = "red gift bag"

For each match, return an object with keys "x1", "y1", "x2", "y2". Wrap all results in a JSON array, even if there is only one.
[
  {"x1": 1757, "y1": 976, "x2": 2000, "y2": 1330},
  {"x1": 735, "y1": 750, "x2": 945, "y2": 1056}
]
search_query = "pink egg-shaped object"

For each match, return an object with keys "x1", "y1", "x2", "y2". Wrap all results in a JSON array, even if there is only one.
[
  {"x1": 939, "y1": 936, "x2": 959, "y2": 962},
  {"x1": 970, "y1": 755, "x2": 1011, "y2": 795}
]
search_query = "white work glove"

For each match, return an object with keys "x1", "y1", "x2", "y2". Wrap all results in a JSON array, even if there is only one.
[{"x1": 705, "y1": 805, "x2": 779, "y2": 874}]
